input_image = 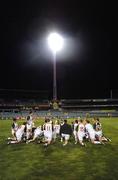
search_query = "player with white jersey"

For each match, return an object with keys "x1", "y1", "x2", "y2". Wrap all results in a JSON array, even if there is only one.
[
  {"x1": 53, "y1": 120, "x2": 60, "y2": 141},
  {"x1": 26, "y1": 112, "x2": 34, "y2": 140},
  {"x1": 8, "y1": 122, "x2": 26, "y2": 144},
  {"x1": 26, "y1": 126, "x2": 43, "y2": 143},
  {"x1": 73, "y1": 120, "x2": 78, "y2": 144},
  {"x1": 43, "y1": 119, "x2": 53, "y2": 146},
  {"x1": 77, "y1": 119, "x2": 85, "y2": 146},
  {"x1": 54, "y1": 120, "x2": 60, "y2": 134},
  {"x1": 26, "y1": 112, "x2": 33, "y2": 128},
  {"x1": 94, "y1": 118, "x2": 111, "y2": 142},
  {"x1": 95, "y1": 118, "x2": 102, "y2": 139},
  {"x1": 11, "y1": 118, "x2": 18, "y2": 140},
  {"x1": 85, "y1": 120, "x2": 103, "y2": 144}
]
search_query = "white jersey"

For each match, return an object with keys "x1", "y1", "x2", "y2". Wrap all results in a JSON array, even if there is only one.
[
  {"x1": 73, "y1": 123, "x2": 78, "y2": 131},
  {"x1": 95, "y1": 123, "x2": 102, "y2": 137},
  {"x1": 54, "y1": 124, "x2": 60, "y2": 134},
  {"x1": 27, "y1": 115, "x2": 33, "y2": 125},
  {"x1": 78, "y1": 123, "x2": 85, "y2": 133},
  {"x1": 85, "y1": 123, "x2": 95, "y2": 133},
  {"x1": 16, "y1": 125, "x2": 25, "y2": 135},
  {"x1": 34, "y1": 127, "x2": 43, "y2": 137},
  {"x1": 12, "y1": 122, "x2": 18, "y2": 131},
  {"x1": 43, "y1": 123, "x2": 53, "y2": 141},
  {"x1": 85, "y1": 123, "x2": 95, "y2": 140},
  {"x1": 16, "y1": 125, "x2": 25, "y2": 141},
  {"x1": 43, "y1": 123, "x2": 53, "y2": 132}
]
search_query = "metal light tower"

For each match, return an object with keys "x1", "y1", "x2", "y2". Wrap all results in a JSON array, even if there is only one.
[{"x1": 48, "y1": 32, "x2": 64, "y2": 100}]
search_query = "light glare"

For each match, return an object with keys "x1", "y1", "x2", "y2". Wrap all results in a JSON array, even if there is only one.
[{"x1": 48, "y1": 32, "x2": 64, "y2": 53}]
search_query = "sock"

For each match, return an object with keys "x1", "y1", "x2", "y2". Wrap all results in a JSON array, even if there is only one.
[{"x1": 94, "y1": 141, "x2": 101, "y2": 144}]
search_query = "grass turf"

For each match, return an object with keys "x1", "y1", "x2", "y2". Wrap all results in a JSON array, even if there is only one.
[{"x1": 0, "y1": 118, "x2": 118, "y2": 180}]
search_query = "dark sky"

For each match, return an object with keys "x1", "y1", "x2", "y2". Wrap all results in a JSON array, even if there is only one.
[{"x1": 0, "y1": 1, "x2": 118, "y2": 99}]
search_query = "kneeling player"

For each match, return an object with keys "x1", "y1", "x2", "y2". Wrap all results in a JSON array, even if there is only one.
[
  {"x1": 26, "y1": 125, "x2": 43, "y2": 143},
  {"x1": 95, "y1": 118, "x2": 111, "y2": 142},
  {"x1": 60, "y1": 120, "x2": 72, "y2": 146},
  {"x1": 53, "y1": 120, "x2": 60, "y2": 141},
  {"x1": 8, "y1": 118, "x2": 18, "y2": 141},
  {"x1": 73, "y1": 120, "x2": 78, "y2": 144},
  {"x1": 77, "y1": 119, "x2": 86, "y2": 146},
  {"x1": 8, "y1": 122, "x2": 26, "y2": 144},
  {"x1": 43, "y1": 119, "x2": 53, "y2": 146},
  {"x1": 84, "y1": 120, "x2": 104, "y2": 144}
]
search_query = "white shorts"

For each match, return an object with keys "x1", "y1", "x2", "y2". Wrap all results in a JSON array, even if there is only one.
[
  {"x1": 16, "y1": 132, "x2": 22, "y2": 142},
  {"x1": 95, "y1": 130, "x2": 102, "y2": 137},
  {"x1": 52, "y1": 131, "x2": 56, "y2": 139},
  {"x1": 26, "y1": 124, "x2": 32, "y2": 130},
  {"x1": 44, "y1": 131, "x2": 52, "y2": 141},
  {"x1": 73, "y1": 131, "x2": 77, "y2": 138},
  {"x1": 89, "y1": 131, "x2": 95, "y2": 140},
  {"x1": 77, "y1": 132, "x2": 85, "y2": 141},
  {"x1": 61, "y1": 133, "x2": 70, "y2": 140},
  {"x1": 55, "y1": 129, "x2": 60, "y2": 134},
  {"x1": 34, "y1": 130, "x2": 43, "y2": 139}
]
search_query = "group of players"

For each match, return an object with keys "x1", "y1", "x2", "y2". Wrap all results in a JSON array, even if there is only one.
[{"x1": 7, "y1": 111, "x2": 111, "y2": 146}]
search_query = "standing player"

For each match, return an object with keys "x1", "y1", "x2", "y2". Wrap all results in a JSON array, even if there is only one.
[
  {"x1": 26, "y1": 111, "x2": 34, "y2": 140},
  {"x1": 43, "y1": 119, "x2": 53, "y2": 146}
]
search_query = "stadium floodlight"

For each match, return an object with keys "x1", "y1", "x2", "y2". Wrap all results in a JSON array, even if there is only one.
[
  {"x1": 48, "y1": 32, "x2": 64, "y2": 100},
  {"x1": 48, "y1": 32, "x2": 64, "y2": 53}
]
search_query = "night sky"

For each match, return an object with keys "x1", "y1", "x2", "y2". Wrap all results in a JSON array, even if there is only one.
[{"x1": 1, "y1": 1, "x2": 118, "y2": 99}]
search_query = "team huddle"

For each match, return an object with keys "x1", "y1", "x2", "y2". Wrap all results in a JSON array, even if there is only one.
[{"x1": 7, "y1": 112, "x2": 111, "y2": 146}]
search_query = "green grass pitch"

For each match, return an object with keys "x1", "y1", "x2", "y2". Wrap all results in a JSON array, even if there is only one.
[{"x1": 0, "y1": 118, "x2": 118, "y2": 180}]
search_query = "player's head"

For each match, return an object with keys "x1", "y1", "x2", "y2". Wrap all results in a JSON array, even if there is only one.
[
  {"x1": 60, "y1": 119, "x2": 63, "y2": 123},
  {"x1": 75, "y1": 120, "x2": 78, "y2": 124},
  {"x1": 80, "y1": 119, "x2": 83, "y2": 123},
  {"x1": 85, "y1": 120, "x2": 90, "y2": 124},
  {"x1": 96, "y1": 118, "x2": 100, "y2": 122},
  {"x1": 57, "y1": 119, "x2": 60, "y2": 125},
  {"x1": 55, "y1": 120, "x2": 58, "y2": 125},
  {"x1": 55, "y1": 120, "x2": 59, "y2": 125},
  {"x1": 47, "y1": 119, "x2": 50, "y2": 123},
  {"x1": 92, "y1": 117, "x2": 97, "y2": 123},
  {"x1": 27, "y1": 116, "x2": 30, "y2": 121},
  {"x1": 64, "y1": 119, "x2": 67, "y2": 124},
  {"x1": 13, "y1": 117, "x2": 17, "y2": 122},
  {"x1": 29, "y1": 110, "x2": 32, "y2": 114},
  {"x1": 23, "y1": 122, "x2": 27, "y2": 126},
  {"x1": 45, "y1": 119, "x2": 48, "y2": 123}
]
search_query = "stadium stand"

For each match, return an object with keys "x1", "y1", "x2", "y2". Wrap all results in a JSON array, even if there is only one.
[
  {"x1": 0, "y1": 98, "x2": 118, "y2": 119},
  {"x1": 60, "y1": 99, "x2": 118, "y2": 110}
]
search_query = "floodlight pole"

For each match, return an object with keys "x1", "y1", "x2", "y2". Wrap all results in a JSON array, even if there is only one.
[{"x1": 53, "y1": 52, "x2": 57, "y2": 100}]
